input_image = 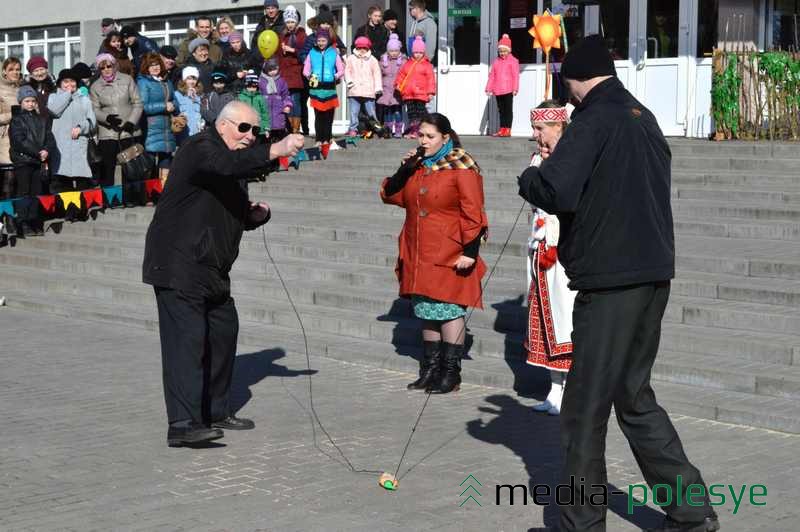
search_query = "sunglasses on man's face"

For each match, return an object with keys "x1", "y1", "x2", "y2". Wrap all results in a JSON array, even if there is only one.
[{"x1": 228, "y1": 119, "x2": 260, "y2": 136}]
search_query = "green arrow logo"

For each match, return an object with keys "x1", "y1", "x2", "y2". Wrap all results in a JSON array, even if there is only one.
[{"x1": 459, "y1": 475, "x2": 483, "y2": 507}]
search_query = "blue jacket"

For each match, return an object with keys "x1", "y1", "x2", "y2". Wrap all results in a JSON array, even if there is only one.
[
  {"x1": 309, "y1": 47, "x2": 339, "y2": 84},
  {"x1": 174, "y1": 89, "x2": 204, "y2": 143},
  {"x1": 138, "y1": 76, "x2": 176, "y2": 153},
  {"x1": 131, "y1": 34, "x2": 161, "y2": 72}
]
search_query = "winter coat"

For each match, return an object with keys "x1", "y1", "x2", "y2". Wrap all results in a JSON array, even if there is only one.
[
  {"x1": 353, "y1": 23, "x2": 390, "y2": 58},
  {"x1": 142, "y1": 126, "x2": 277, "y2": 299},
  {"x1": 47, "y1": 89, "x2": 96, "y2": 178},
  {"x1": 90, "y1": 72, "x2": 143, "y2": 141},
  {"x1": 344, "y1": 51, "x2": 382, "y2": 99},
  {"x1": 378, "y1": 53, "x2": 406, "y2": 106},
  {"x1": 24, "y1": 76, "x2": 56, "y2": 120},
  {"x1": 219, "y1": 47, "x2": 257, "y2": 93},
  {"x1": 138, "y1": 75, "x2": 176, "y2": 153},
  {"x1": 201, "y1": 90, "x2": 236, "y2": 125},
  {"x1": 258, "y1": 74, "x2": 291, "y2": 131},
  {"x1": 184, "y1": 57, "x2": 216, "y2": 91},
  {"x1": 278, "y1": 27, "x2": 307, "y2": 90},
  {"x1": 380, "y1": 148, "x2": 488, "y2": 308},
  {"x1": 395, "y1": 57, "x2": 435, "y2": 102},
  {"x1": 486, "y1": 54, "x2": 520, "y2": 96},
  {"x1": 407, "y1": 11, "x2": 438, "y2": 60},
  {"x1": 9, "y1": 107, "x2": 57, "y2": 167},
  {"x1": 237, "y1": 89, "x2": 270, "y2": 132},
  {"x1": 518, "y1": 76, "x2": 675, "y2": 290},
  {"x1": 250, "y1": 12, "x2": 287, "y2": 53},
  {"x1": 176, "y1": 29, "x2": 223, "y2": 66},
  {"x1": 0, "y1": 72, "x2": 21, "y2": 165},
  {"x1": 299, "y1": 33, "x2": 347, "y2": 62},
  {"x1": 174, "y1": 88, "x2": 204, "y2": 142},
  {"x1": 129, "y1": 33, "x2": 160, "y2": 72}
]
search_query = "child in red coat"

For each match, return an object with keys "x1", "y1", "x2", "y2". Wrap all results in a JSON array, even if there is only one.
[
  {"x1": 395, "y1": 36, "x2": 435, "y2": 138},
  {"x1": 485, "y1": 34, "x2": 520, "y2": 137}
]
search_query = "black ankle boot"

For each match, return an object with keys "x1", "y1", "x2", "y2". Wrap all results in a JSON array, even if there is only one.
[
  {"x1": 428, "y1": 343, "x2": 463, "y2": 394},
  {"x1": 408, "y1": 341, "x2": 442, "y2": 390}
]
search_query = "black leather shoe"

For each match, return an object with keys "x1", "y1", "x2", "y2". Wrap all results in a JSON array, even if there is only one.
[
  {"x1": 211, "y1": 416, "x2": 255, "y2": 430},
  {"x1": 645, "y1": 516, "x2": 720, "y2": 532},
  {"x1": 167, "y1": 423, "x2": 224, "y2": 447}
]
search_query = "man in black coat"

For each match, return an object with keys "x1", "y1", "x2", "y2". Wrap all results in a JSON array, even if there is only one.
[
  {"x1": 517, "y1": 36, "x2": 719, "y2": 532},
  {"x1": 120, "y1": 25, "x2": 160, "y2": 74},
  {"x1": 143, "y1": 101, "x2": 303, "y2": 447},
  {"x1": 352, "y1": 6, "x2": 390, "y2": 57}
]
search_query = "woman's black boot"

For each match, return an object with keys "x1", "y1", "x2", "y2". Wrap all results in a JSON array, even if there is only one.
[
  {"x1": 407, "y1": 340, "x2": 442, "y2": 390},
  {"x1": 428, "y1": 343, "x2": 462, "y2": 394}
]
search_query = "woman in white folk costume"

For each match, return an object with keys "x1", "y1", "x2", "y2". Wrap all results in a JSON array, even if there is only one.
[{"x1": 525, "y1": 100, "x2": 576, "y2": 415}]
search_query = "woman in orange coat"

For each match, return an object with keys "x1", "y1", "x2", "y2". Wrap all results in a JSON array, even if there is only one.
[{"x1": 380, "y1": 113, "x2": 488, "y2": 394}]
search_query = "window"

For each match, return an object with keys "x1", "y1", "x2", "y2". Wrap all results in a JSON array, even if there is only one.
[
  {"x1": 697, "y1": 0, "x2": 718, "y2": 57},
  {"x1": 28, "y1": 29, "x2": 45, "y2": 40},
  {"x1": 70, "y1": 42, "x2": 82, "y2": 65},
  {"x1": 772, "y1": 0, "x2": 800, "y2": 49},
  {"x1": 448, "y1": 0, "x2": 481, "y2": 65},
  {"x1": 48, "y1": 42, "x2": 66, "y2": 73},
  {"x1": 647, "y1": 0, "x2": 679, "y2": 58}
]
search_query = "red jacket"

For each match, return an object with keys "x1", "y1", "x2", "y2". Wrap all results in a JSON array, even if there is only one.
[
  {"x1": 485, "y1": 53, "x2": 520, "y2": 96},
  {"x1": 395, "y1": 56, "x2": 436, "y2": 102},
  {"x1": 278, "y1": 28, "x2": 307, "y2": 90},
  {"x1": 380, "y1": 149, "x2": 488, "y2": 308}
]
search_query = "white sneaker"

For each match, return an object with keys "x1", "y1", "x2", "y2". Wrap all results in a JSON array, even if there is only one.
[
  {"x1": 329, "y1": 142, "x2": 342, "y2": 150},
  {"x1": 547, "y1": 403, "x2": 561, "y2": 416}
]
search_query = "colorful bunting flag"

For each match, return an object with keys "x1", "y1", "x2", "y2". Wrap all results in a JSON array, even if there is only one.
[
  {"x1": 102, "y1": 185, "x2": 123, "y2": 207},
  {"x1": 82, "y1": 188, "x2": 104, "y2": 209},
  {"x1": 37, "y1": 195, "x2": 58, "y2": 214},
  {"x1": 0, "y1": 200, "x2": 15, "y2": 217},
  {"x1": 58, "y1": 191, "x2": 82, "y2": 210},
  {"x1": 321, "y1": 143, "x2": 331, "y2": 159},
  {"x1": 305, "y1": 147, "x2": 322, "y2": 161}
]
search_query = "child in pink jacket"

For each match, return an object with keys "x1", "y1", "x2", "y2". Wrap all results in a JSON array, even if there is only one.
[
  {"x1": 344, "y1": 36, "x2": 382, "y2": 136},
  {"x1": 395, "y1": 36, "x2": 435, "y2": 139},
  {"x1": 485, "y1": 34, "x2": 520, "y2": 137}
]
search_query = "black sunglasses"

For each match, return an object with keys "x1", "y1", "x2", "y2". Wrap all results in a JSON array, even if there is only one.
[{"x1": 227, "y1": 119, "x2": 260, "y2": 136}]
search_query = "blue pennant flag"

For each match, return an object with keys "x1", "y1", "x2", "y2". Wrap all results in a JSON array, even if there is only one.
[
  {"x1": 0, "y1": 199, "x2": 15, "y2": 217},
  {"x1": 102, "y1": 185, "x2": 123, "y2": 206},
  {"x1": 295, "y1": 149, "x2": 309, "y2": 162}
]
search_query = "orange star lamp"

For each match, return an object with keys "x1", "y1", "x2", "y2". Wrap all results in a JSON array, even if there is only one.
[{"x1": 529, "y1": 10, "x2": 563, "y2": 99}]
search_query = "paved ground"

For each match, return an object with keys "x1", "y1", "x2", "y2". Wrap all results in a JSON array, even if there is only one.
[{"x1": 0, "y1": 307, "x2": 797, "y2": 531}]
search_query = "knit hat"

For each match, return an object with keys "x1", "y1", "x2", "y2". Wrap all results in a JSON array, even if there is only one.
[
  {"x1": 182, "y1": 66, "x2": 200, "y2": 80},
  {"x1": 386, "y1": 33, "x2": 402, "y2": 52},
  {"x1": 316, "y1": 9, "x2": 335, "y2": 26},
  {"x1": 497, "y1": 34, "x2": 512, "y2": 51},
  {"x1": 188, "y1": 38, "x2": 210, "y2": 54},
  {"x1": 72, "y1": 62, "x2": 93, "y2": 80},
  {"x1": 411, "y1": 36, "x2": 426, "y2": 55},
  {"x1": 17, "y1": 85, "x2": 37, "y2": 103},
  {"x1": 354, "y1": 36, "x2": 371, "y2": 50},
  {"x1": 119, "y1": 25, "x2": 137, "y2": 39},
  {"x1": 316, "y1": 28, "x2": 331, "y2": 42},
  {"x1": 101, "y1": 18, "x2": 116, "y2": 27},
  {"x1": 56, "y1": 69, "x2": 77, "y2": 86},
  {"x1": 560, "y1": 34, "x2": 617, "y2": 81},
  {"x1": 263, "y1": 0, "x2": 279, "y2": 7},
  {"x1": 383, "y1": 9, "x2": 399, "y2": 22},
  {"x1": 245, "y1": 70, "x2": 259, "y2": 85},
  {"x1": 26, "y1": 56, "x2": 48, "y2": 73},
  {"x1": 159, "y1": 45, "x2": 178, "y2": 59},
  {"x1": 228, "y1": 32, "x2": 243, "y2": 43},
  {"x1": 94, "y1": 53, "x2": 117, "y2": 67},
  {"x1": 283, "y1": 6, "x2": 300, "y2": 23},
  {"x1": 211, "y1": 70, "x2": 229, "y2": 82}
]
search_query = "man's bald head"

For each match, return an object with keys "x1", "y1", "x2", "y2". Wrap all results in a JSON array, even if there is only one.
[{"x1": 216, "y1": 101, "x2": 260, "y2": 150}]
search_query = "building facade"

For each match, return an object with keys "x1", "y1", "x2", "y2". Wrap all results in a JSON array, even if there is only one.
[{"x1": 1, "y1": 1, "x2": 797, "y2": 137}]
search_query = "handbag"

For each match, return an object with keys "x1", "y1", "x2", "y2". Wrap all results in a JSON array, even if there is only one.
[
  {"x1": 87, "y1": 137, "x2": 103, "y2": 165},
  {"x1": 170, "y1": 115, "x2": 187, "y2": 134},
  {"x1": 116, "y1": 135, "x2": 154, "y2": 182}
]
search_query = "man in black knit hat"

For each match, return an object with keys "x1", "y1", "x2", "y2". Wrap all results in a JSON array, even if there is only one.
[{"x1": 518, "y1": 35, "x2": 720, "y2": 532}]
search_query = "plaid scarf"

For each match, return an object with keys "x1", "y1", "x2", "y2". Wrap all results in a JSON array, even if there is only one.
[{"x1": 428, "y1": 148, "x2": 481, "y2": 174}]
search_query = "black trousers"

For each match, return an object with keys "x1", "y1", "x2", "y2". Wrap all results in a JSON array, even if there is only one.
[
  {"x1": 50, "y1": 176, "x2": 96, "y2": 194},
  {"x1": 496, "y1": 93, "x2": 514, "y2": 128},
  {"x1": 300, "y1": 84, "x2": 310, "y2": 135},
  {"x1": 154, "y1": 287, "x2": 239, "y2": 425},
  {"x1": 15, "y1": 164, "x2": 43, "y2": 196},
  {"x1": 314, "y1": 109, "x2": 335, "y2": 143},
  {"x1": 98, "y1": 137, "x2": 136, "y2": 187},
  {"x1": 560, "y1": 281, "x2": 714, "y2": 531}
]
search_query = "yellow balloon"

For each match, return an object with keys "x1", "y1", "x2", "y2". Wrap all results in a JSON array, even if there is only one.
[{"x1": 257, "y1": 30, "x2": 280, "y2": 59}]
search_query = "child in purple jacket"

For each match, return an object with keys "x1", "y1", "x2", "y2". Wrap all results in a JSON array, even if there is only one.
[
  {"x1": 259, "y1": 58, "x2": 293, "y2": 140},
  {"x1": 378, "y1": 34, "x2": 406, "y2": 138}
]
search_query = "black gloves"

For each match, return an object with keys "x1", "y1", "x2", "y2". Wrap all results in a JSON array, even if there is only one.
[
  {"x1": 122, "y1": 121, "x2": 136, "y2": 134},
  {"x1": 383, "y1": 148, "x2": 425, "y2": 196},
  {"x1": 106, "y1": 114, "x2": 122, "y2": 129}
]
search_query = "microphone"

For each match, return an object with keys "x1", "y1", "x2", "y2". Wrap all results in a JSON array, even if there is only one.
[{"x1": 405, "y1": 146, "x2": 425, "y2": 169}]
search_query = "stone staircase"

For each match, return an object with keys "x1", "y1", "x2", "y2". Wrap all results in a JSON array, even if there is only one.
[{"x1": 1, "y1": 137, "x2": 799, "y2": 433}]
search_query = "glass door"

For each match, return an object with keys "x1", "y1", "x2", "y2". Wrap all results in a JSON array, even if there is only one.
[{"x1": 437, "y1": 0, "x2": 493, "y2": 134}]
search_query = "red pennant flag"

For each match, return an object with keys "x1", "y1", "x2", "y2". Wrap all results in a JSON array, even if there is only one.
[
  {"x1": 279, "y1": 156, "x2": 290, "y2": 170},
  {"x1": 144, "y1": 179, "x2": 163, "y2": 198},
  {"x1": 320, "y1": 143, "x2": 331, "y2": 160},
  {"x1": 38, "y1": 195, "x2": 57, "y2": 214},
  {"x1": 82, "y1": 188, "x2": 104, "y2": 208}
]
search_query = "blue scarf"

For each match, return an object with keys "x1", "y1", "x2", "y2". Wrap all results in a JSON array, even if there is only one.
[{"x1": 422, "y1": 139, "x2": 453, "y2": 168}]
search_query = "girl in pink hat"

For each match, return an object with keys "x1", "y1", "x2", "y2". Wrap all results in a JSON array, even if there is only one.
[
  {"x1": 485, "y1": 34, "x2": 519, "y2": 137},
  {"x1": 394, "y1": 36, "x2": 435, "y2": 139}
]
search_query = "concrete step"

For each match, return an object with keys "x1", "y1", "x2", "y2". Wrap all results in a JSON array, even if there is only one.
[
  {"x1": 667, "y1": 139, "x2": 800, "y2": 159},
  {"x1": 675, "y1": 185, "x2": 800, "y2": 204},
  {"x1": 673, "y1": 200, "x2": 800, "y2": 222},
  {"x1": 675, "y1": 217, "x2": 800, "y2": 242},
  {"x1": 671, "y1": 171, "x2": 800, "y2": 187}
]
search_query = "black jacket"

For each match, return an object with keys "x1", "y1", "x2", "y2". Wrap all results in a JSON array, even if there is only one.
[
  {"x1": 517, "y1": 77, "x2": 674, "y2": 290},
  {"x1": 9, "y1": 107, "x2": 57, "y2": 167},
  {"x1": 219, "y1": 47, "x2": 258, "y2": 92},
  {"x1": 142, "y1": 127, "x2": 277, "y2": 298},
  {"x1": 353, "y1": 23, "x2": 390, "y2": 57},
  {"x1": 250, "y1": 12, "x2": 287, "y2": 53}
]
